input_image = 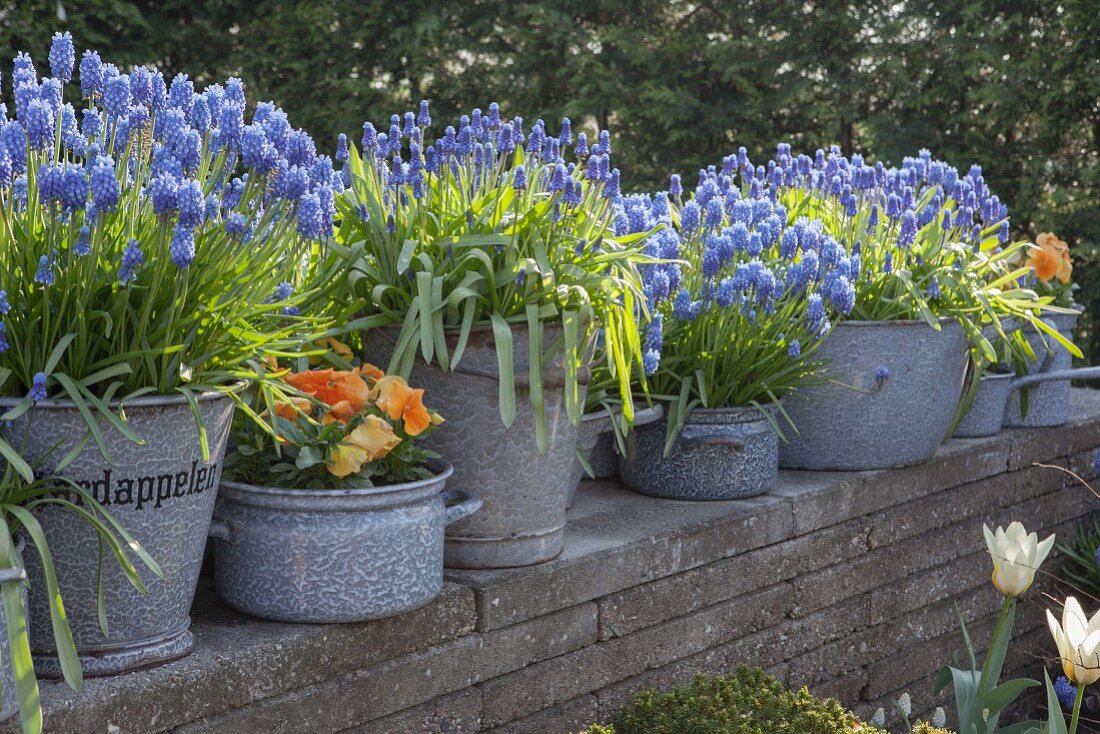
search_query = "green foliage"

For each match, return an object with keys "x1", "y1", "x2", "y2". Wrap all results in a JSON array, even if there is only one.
[
  {"x1": 606, "y1": 667, "x2": 886, "y2": 734},
  {"x1": 1057, "y1": 518, "x2": 1100, "y2": 600},
  {"x1": 331, "y1": 119, "x2": 652, "y2": 444},
  {"x1": 0, "y1": 468, "x2": 161, "y2": 734},
  {"x1": 936, "y1": 598, "x2": 1041, "y2": 734}
]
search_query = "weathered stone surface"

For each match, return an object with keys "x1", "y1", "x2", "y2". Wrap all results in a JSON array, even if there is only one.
[
  {"x1": 340, "y1": 689, "x2": 482, "y2": 734},
  {"x1": 175, "y1": 603, "x2": 595, "y2": 734},
  {"x1": 12, "y1": 582, "x2": 475, "y2": 734},
  {"x1": 598, "y1": 518, "x2": 866, "y2": 640},
  {"x1": 481, "y1": 694, "x2": 598, "y2": 734},
  {"x1": 1007, "y1": 389, "x2": 1100, "y2": 470},
  {"x1": 773, "y1": 433, "x2": 1011, "y2": 536},
  {"x1": 447, "y1": 488, "x2": 793, "y2": 631},
  {"x1": 479, "y1": 582, "x2": 792, "y2": 727}
]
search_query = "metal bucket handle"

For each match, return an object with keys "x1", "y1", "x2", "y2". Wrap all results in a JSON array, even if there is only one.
[
  {"x1": 679, "y1": 425, "x2": 745, "y2": 453},
  {"x1": 208, "y1": 517, "x2": 230, "y2": 542},
  {"x1": 441, "y1": 488, "x2": 482, "y2": 525},
  {"x1": 1012, "y1": 365, "x2": 1100, "y2": 390}
]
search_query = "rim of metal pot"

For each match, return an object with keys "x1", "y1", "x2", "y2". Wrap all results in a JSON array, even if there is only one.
[
  {"x1": 0, "y1": 383, "x2": 241, "y2": 410},
  {"x1": 683, "y1": 404, "x2": 776, "y2": 422},
  {"x1": 220, "y1": 458, "x2": 453, "y2": 499},
  {"x1": 833, "y1": 316, "x2": 958, "y2": 328},
  {"x1": 582, "y1": 403, "x2": 663, "y2": 423}
]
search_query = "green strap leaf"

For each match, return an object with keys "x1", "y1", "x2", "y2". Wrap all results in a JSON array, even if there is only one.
[
  {"x1": 7, "y1": 506, "x2": 82, "y2": 692},
  {"x1": 526, "y1": 305, "x2": 547, "y2": 454},
  {"x1": 0, "y1": 522, "x2": 41, "y2": 734},
  {"x1": 489, "y1": 313, "x2": 516, "y2": 427}
]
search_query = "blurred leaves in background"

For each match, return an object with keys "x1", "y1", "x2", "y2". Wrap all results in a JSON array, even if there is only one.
[{"x1": 3, "y1": 0, "x2": 1099, "y2": 358}]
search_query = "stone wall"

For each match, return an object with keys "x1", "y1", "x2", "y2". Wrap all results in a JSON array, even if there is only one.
[{"x1": 14, "y1": 390, "x2": 1100, "y2": 734}]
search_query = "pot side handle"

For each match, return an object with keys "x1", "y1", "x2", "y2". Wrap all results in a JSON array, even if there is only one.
[
  {"x1": 1012, "y1": 365, "x2": 1100, "y2": 390},
  {"x1": 208, "y1": 518, "x2": 231, "y2": 542},
  {"x1": 442, "y1": 489, "x2": 483, "y2": 526},
  {"x1": 679, "y1": 425, "x2": 745, "y2": 452}
]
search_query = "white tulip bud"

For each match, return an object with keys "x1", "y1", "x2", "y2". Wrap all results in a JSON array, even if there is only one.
[{"x1": 983, "y1": 521, "x2": 1055, "y2": 598}]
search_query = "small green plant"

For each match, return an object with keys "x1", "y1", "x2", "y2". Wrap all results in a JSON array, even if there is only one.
[
  {"x1": 603, "y1": 667, "x2": 885, "y2": 734},
  {"x1": 1057, "y1": 518, "x2": 1100, "y2": 600}
]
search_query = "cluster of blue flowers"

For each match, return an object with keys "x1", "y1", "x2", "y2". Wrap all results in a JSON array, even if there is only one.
[
  {"x1": 613, "y1": 165, "x2": 858, "y2": 378},
  {"x1": 0, "y1": 34, "x2": 333, "y2": 402},
  {"x1": 731, "y1": 143, "x2": 1010, "y2": 307},
  {"x1": 0, "y1": 33, "x2": 333, "y2": 283},
  {"x1": 354, "y1": 101, "x2": 620, "y2": 229},
  {"x1": 616, "y1": 140, "x2": 1015, "y2": 382}
]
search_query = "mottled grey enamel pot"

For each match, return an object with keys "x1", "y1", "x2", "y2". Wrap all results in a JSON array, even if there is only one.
[
  {"x1": 1004, "y1": 310, "x2": 1081, "y2": 428},
  {"x1": 365, "y1": 326, "x2": 585, "y2": 569},
  {"x1": 954, "y1": 372, "x2": 1014, "y2": 438},
  {"x1": 566, "y1": 411, "x2": 609, "y2": 509},
  {"x1": 619, "y1": 407, "x2": 779, "y2": 500},
  {"x1": 212, "y1": 460, "x2": 481, "y2": 623},
  {"x1": 581, "y1": 405, "x2": 665, "y2": 483},
  {"x1": 0, "y1": 392, "x2": 234, "y2": 677},
  {"x1": 0, "y1": 540, "x2": 26, "y2": 724},
  {"x1": 779, "y1": 319, "x2": 969, "y2": 470}
]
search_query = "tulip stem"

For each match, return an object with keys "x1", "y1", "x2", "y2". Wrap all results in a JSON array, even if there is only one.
[
  {"x1": 1070, "y1": 682, "x2": 1084, "y2": 734},
  {"x1": 979, "y1": 597, "x2": 1015, "y2": 693}
]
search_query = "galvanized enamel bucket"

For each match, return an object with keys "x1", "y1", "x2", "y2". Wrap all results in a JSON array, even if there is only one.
[
  {"x1": 212, "y1": 460, "x2": 481, "y2": 623},
  {"x1": 954, "y1": 372, "x2": 1015, "y2": 438},
  {"x1": 0, "y1": 392, "x2": 234, "y2": 676},
  {"x1": 954, "y1": 362, "x2": 1100, "y2": 438},
  {"x1": 365, "y1": 326, "x2": 586, "y2": 569},
  {"x1": 779, "y1": 319, "x2": 969, "y2": 470},
  {"x1": 566, "y1": 411, "x2": 609, "y2": 509},
  {"x1": 619, "y1": 406, "x2": 779, "y2": 500},
  {"x1": 578, "y1": 404, "x2": 665, "y2": 485},
  {"x1": 1004, "y1": 310, "x2": 1083, "y2": 428}
]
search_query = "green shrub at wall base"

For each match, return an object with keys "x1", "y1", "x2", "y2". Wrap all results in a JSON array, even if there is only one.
[{"x1": 578, "y1": 667, "x2": 888, "y2": 733}]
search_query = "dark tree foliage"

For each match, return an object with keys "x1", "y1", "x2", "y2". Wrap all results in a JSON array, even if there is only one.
[{"x1": 4, "y1": 0, "x2": 1099, "y2": 357}]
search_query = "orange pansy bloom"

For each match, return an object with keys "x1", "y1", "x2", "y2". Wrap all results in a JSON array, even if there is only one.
[
  {"x1": 359, "y1": 363, "x2": 385, "y2": 384},
  {"x1": 374, "y1": 375, "x2": 435, "y2": 435},
  {"x1": 327, "y1": 338, "x2": 353, "y2": 359},
  {"x1": 1035, "y1": 232, "x2": 1073, "y2": 284},
  {"x1": 1027, "y1": 245, "x2": 1061, "y2": 282},
  {"x1": 264, "y1": 397, "x2": 312, "y2": 422},
  {"x1": 402, "y1": 388, "x2": 432, "y2": 436},
  {"x1": 324, "y1": 400, "x2": 357, "y2": 423},
  {"x1": 286, "y1": 369, "x2": 371, "y2": 414},
  {"x1": 327, "y1": 416, "x2": 402, "y2": 477},
  {"x1": 374, "y1": 375, "x2": 413, "y2": 421}
]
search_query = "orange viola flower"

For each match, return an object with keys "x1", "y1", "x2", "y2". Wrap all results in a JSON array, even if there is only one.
[
  {"x1": 402, "y1": 388, "x2": 432, "y2": 436},
  {"x1": 286, "y1": 369, "x2": 371, "y2": 414},
  {"x1": 359, "y1": 363, "x2": 385, "y2": 384},
  {"x1": 262, "y1": 397, "x2": 312, "y2": 422},
  {"x1": 374, "y1": 375, "x2": 413, "y2": 421},
  {"x1": 326, "y1": 416, "x2": 402, "y2": 478},
  {"x1": 1027, "y1": 245, "x2": 1061, "y2": 282},
  {"x1": 1036, "y1": 232, "x2": 1073, "y2": 284},
  {"x1": 374, "y1": 375, "x2": 435, "y2": 435},
  {"x1": 323, "y1": 400, "x2": 357, "y2": 423},
  {"x1": 327, "y1": 338, "x2": 353, "y2": 359}
]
